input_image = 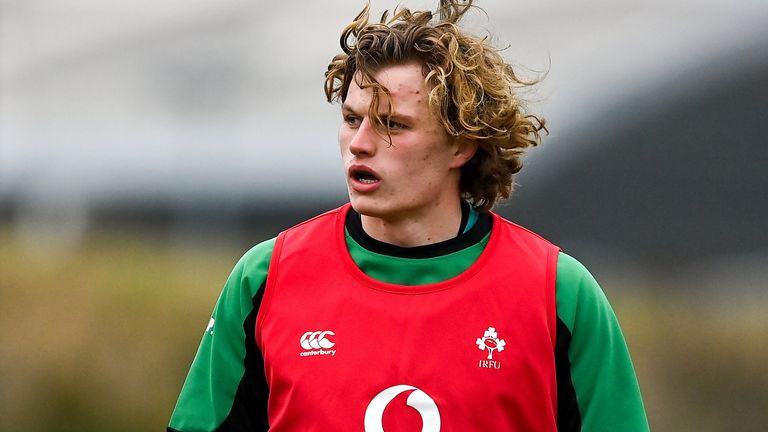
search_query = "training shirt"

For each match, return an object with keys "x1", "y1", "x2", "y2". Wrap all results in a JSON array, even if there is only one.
[{"x1": 168, "y1": 204, "x2": 649, "y2": 431}]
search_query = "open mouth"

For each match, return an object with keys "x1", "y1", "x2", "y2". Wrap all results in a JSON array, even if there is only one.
[{"x1": 350, "y1": 168, "x2": 380, "y2": 184}]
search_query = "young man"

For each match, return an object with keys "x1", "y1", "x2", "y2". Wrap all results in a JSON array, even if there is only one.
[{"x1": 169, "y1": 2, "x2": 649, "y2": 431}]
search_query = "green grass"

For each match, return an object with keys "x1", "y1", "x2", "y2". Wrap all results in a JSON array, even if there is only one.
[{"x1": 0, "y1": 228, "x2": 245, "y2": 431}]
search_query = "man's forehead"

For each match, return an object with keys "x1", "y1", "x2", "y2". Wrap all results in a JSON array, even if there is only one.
[{"x1": 347, "y1": 65, "x2": 427, "y2": 109}]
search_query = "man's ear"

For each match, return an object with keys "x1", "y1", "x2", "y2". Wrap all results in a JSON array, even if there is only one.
[{"x1": 450, "y1": 139, "x2": 479, "y2": 169}]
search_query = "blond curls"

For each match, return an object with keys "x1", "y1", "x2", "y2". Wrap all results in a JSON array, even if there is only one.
[{"x1": 325, "y1": 1, "x2": 547, "y2": 211}]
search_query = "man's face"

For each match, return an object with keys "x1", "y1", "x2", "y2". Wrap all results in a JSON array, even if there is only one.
[{"x1": 339, "y1": 63, "x2": 471, "y2": 221}]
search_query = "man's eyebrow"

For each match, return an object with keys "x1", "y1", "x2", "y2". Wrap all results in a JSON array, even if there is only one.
[
  {"x1": 388, "y1": 113, "x2": 416, "y2": 123},
  {"x1": 342, "y1": 103, "x2": 416, "y2": 123},
  {"x1": 341, "y1": 103, "x2": 360, "y2": 114}
]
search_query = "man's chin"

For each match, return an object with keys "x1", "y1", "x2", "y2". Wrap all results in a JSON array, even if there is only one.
[
  {"x1": 349, "y1": 201, "x2": 378, "y2": 217},
  {"x1": 348, "y1": 197, "x2": 390, "y2": 219}
]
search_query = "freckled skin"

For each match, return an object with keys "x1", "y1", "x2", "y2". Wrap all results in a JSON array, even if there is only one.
[{"x1": 339, "y1": 63, "x2": 478, "y2": 247}]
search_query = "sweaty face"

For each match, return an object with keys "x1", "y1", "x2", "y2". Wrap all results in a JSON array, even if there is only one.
[{"x1": 339, "y1": 63, "x2": 472, "y2": 222}]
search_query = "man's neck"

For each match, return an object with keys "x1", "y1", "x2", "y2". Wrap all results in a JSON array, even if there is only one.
[{"x1": 359, "y1": 199, "x2": 463, "y2": 247}]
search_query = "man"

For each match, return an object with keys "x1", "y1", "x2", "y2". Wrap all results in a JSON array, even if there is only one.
[{"x1": 168, "y1": 1, "x2": 649, "y2": 430}]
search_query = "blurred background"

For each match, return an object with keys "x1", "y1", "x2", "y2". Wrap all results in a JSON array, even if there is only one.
[{"x1": 1, "y1": 0, "x2": 766, "y2": 430}]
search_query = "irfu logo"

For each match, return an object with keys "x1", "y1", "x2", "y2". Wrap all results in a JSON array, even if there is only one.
[{"x1": 476, "y1": 327, "x2": 506, "y2": 360}]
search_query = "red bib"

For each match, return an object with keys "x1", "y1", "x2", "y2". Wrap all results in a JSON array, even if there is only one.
[{"x1": 256, "y1": 204, "x2": 560, "y2": 431}]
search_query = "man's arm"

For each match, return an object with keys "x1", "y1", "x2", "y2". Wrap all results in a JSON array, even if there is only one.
[
  {"x1": 555, "y1": 252, "x2": 649, "y2": 431},
  {"x1": 168, "y1": 238, "x2": 275, "y2": 432}
]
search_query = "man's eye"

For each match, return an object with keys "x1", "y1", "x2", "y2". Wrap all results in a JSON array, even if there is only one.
[
  {"x1": 344, "y1": 115, "x2": 361, "y2": 127},
  {"x1": 387, "y1": 120, "x2": 406, "y2": 130}
]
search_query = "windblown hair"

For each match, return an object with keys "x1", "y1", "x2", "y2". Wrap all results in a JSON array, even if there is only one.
[{"x1": 325, "y1": 0, "x2": 547, "y2": 211}]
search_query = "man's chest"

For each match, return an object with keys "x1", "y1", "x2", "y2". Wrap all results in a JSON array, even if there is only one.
[{"x1": 257, "y1": 283, "x2": 557, "y2": 431}]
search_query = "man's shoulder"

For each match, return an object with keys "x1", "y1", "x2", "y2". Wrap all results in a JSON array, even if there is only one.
[
  {"x1": 242, "y1": 205, "x2": 349, "y2": 264},
  {"x1": 234, "y1": 237, "x2": 278, "y2": 278},
  {"x1": 280, "y1": 204, "x2": 349, "y2": 236},
  {"x1": 491, "y1": 211, "x2": 559, "y2": 249},
  {"x1": 237, "y1": 205, "x2": 348, "y2": 266}
]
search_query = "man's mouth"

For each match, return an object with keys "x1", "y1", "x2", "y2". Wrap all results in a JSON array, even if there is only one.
[{"x1": 350, "y1": 167, "x2": 380, "y2": 184}]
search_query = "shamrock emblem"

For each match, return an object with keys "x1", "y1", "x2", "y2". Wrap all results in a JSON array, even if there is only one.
[{"x1": 476, "y1": 327, "x2": 506, "y2": 360}]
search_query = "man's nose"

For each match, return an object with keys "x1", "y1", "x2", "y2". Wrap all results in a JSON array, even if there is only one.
[{"x1": 348, "y1": 117, "x2": 379, "y2": 157}]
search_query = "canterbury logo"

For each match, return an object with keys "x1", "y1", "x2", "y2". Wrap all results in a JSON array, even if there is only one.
[
  {"x1": 364, "y1": 385, "x2": 441, "y2": 431},
  {"x1": 300, "y1": 331, "x2": 336, "y2": 349}
]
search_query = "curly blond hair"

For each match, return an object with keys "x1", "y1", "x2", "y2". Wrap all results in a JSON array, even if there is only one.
[{"x1": 325, "y1": 1, "x2": 546, "y2": 211}]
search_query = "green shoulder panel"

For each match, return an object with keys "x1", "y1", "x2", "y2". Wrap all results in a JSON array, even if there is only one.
[
  {"x1": 168, "y1": 238, "x2": 275, "y2": 432},
  {"x1": 556, "y1": 252, "x2": 650, "y2": 431}
]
